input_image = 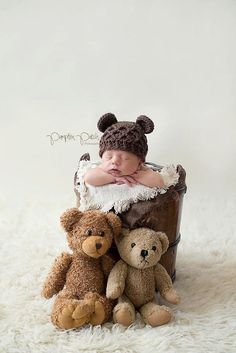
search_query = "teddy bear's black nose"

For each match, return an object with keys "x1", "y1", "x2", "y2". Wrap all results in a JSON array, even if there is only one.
[
  {"x1": 140, "y1": 250, "x2": 148, "y2": 258},
  {"x1": 96, "y1": 243, "x2": 102, "y2": 250}
]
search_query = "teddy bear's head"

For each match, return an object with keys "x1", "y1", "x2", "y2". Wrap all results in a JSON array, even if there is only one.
[
  {"x1": 60, "y1": 208, "x2": 121, "y2": 258},
  {"x1": 115, "y1": 228, "x2": 169, "y2": 269}
]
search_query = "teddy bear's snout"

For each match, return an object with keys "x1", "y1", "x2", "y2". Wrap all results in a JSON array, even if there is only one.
[
  {"x1": 82, "y1": 235, "x2": 112, "y2": 258},
  {"x1": 140, "y1": 249, "x2": 148, "y2": 258}
]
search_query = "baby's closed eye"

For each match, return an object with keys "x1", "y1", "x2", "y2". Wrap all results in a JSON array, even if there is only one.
[{"x1": 104, "y1": 155, "x2": 112, "y2": 160}]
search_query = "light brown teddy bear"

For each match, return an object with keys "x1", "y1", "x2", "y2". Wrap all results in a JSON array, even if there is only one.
[
  {"x1": 106, "y1": 228, "x2": 180, "y2": 327},
  {"x1": 42, "y1": 208, "x2": 121, "y2": 329}
]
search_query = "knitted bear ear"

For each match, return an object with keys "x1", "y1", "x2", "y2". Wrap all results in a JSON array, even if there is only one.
[
  {"x1": 97, "y1": 113, "x2": 118, "y2": 132},
  {"x1": 136, "y1": 115, "x2": 154, "y2": 134}
]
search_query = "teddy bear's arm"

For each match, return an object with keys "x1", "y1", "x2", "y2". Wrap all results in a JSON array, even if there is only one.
[
  {"x1": 42, "y1": 252, "x2": 72, "y2": 299},
  {"x1": 106, "y1": 260, "x2": 128, "y2": 299},
  {"x1": 154, "y1": 263, "x2": 172, "y2": 294},
  {"x1": 154, "y1": 263, "x2": 180, "y2": 304}
]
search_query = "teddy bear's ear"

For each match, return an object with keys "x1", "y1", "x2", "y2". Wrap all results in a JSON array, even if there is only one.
[
  {"x1": 105, "y1": 212, "x2": 122, "y2": 238},
  {"x1": 97, "y1": 113, "x2": 118, "y2": 132},
  {"x1": 157, "y1": 232, "x2": 169, "y2": 254},
  {"x1": 136, "y1": 115, "x2": 154, "y2": 134},
  {"x1": 60, "y1": 208, "x2": 83, "y2": 232},
  {"x1": 113, "y1": 227, "x2": 129, "y2": 245}
]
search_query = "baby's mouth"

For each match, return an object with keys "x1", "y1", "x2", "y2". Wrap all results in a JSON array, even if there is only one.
[{"x1": 109, "y1": 168, "x2": 120, "y2": 176}]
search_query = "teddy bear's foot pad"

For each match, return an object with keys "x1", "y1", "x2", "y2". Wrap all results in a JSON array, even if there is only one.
[
  {"x1": 114, "y1": 307, "x2": 134, "y2": 327},
  {"x1": 144, "y1": 306, "x2": 172, "y2": 327},
  {"x1": 89, "y1": 301, "x2": 106, "y2": 325},
  {"x1": 58, "y1": 302, "x2": 92, "y2": 329}
]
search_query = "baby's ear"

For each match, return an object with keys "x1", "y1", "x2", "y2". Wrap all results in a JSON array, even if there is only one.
[
  {"x1": 106, "y1": 212, "x2": 122, "y2": 238},
  {"x1": 97, "y1": 113, "x2": 117, "y2": 132},
  {"x1": 136, "y1": 115, "x2": 154, "y2": 134},
  {"x1": 60, "y1": 208, "x2": 83, "y2": 232},
  {"x1": 157, "y1": 232, "x2": 169, "y2": 254}
]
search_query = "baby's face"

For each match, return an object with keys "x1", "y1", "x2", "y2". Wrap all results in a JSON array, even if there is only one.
[{"x1": 101, "y1": 150, "x2": 141, "y2": 176}]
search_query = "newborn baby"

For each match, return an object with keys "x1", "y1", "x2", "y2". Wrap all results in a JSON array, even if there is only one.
[
  {"x1": 84, "y1": 150, "x2": 164, "y2": 188},
  {"x1": 83, "y1": 113, "x2": 164, "y2": 188}
]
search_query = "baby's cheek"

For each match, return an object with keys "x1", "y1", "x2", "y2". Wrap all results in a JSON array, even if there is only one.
[
  {"x1": 130, "y1": 161, "x2": 141, "y2": 173},
  {"x1": 100, "y1": 162, "x2": 109, "y2": 171}
]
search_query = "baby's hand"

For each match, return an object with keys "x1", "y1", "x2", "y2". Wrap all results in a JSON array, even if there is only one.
[{"x1": 115, "y1": 176, "x2": 137, "y2": 186}]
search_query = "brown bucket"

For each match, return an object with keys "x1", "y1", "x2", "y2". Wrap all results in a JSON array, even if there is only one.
[
  {"x1": 119, "y1": 163, "x2": 187, "y2": 281},
  {"x1": 74, "y1": 156, "x2": 187, "y2": 282}
]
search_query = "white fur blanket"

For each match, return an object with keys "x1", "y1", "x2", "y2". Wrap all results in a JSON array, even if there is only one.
[{"x1": 75, "y1": 161, "x2": 179, "y2": 213}]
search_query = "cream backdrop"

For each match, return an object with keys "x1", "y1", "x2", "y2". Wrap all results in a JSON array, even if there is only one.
[
  {"x1": 0, "y1": 0, "x2": 236, "y2": 201},
  {"x1": 1, "y1": 3, "x2": 236, "y2": 352}
]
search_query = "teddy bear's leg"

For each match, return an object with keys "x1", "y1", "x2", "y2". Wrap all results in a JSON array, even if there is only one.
[
  {"x1": 84, "y1": 292, "x2": 114, "y2": 325},
  {"x1": 51, "y1": 289, "x2": 95, "y2": 329},
  {"x1": 139, "y1": 300, "x2": 172, "y2": 327},
  {"x1": 113, "y1": 295, "x2": 136, "y2": 327}
]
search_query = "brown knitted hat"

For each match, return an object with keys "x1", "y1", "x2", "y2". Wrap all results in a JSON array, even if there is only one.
[{"x1": 97, "y1": 113, "x2": 154, "y2": 161}]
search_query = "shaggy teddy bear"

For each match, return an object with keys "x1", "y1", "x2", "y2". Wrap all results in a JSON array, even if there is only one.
[
  {"x1": 42, "y1": 208, "x2": 121, "y2": 329},
  {"x1": 106, "y1": 228, "x2": 180, "y2": 327}
]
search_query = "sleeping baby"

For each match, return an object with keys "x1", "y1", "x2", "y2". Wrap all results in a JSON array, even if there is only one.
[{"x1": 83, "y1": 113, "x2": 164, "y2": 188}]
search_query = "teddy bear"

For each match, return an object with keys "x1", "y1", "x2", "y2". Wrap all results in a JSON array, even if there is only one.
[
  {"x1": 106, "y1": 227, "x2": 180, "y2": 327},
  {"x1": 42, "y1": 208, "x2": 121, "y2": 329}
]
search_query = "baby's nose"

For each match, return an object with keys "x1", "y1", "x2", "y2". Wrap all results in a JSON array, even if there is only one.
[{"x1": 112, "y1": 157, "x2": 120, "y2": 165}]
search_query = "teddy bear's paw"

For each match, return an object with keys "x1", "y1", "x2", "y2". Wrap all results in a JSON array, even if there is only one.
[
  {"x1": 89, "y1": 301, "x2": 106, "y2": 325},
  {"x1": 113, "y1": 305, "x2": 135, "y2": 327},
  {"x1": 58, "y1": 303, "x2": 91, "y2": 329},
  {"x1": 144, "y1": 305, "x2": 172, "y2": 327},
  {"x1": 163, "y1": 288, "x2": 180, "y2": 304},
  {"x1": 106, "y1": 285, "x2": 123, "y2": 300}
]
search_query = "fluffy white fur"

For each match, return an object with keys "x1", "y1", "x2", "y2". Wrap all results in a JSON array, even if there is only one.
[{"x1": 0, "y1": 194, "x2": 236, "y2": 353}]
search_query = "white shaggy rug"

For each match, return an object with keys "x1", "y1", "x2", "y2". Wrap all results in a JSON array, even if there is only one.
[{"x1": 1, "y1": 193, "x2": 236, "y2": 353}]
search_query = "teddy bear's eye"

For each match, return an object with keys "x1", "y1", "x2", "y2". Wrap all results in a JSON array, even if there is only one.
[
  {"x1": 98, "y1": 230, "x2": 105, "y2": 237},
  {"x1": 131, "y1": 243, "x2": 136, "y2": 248},
  {"x1": 86, "y1": 229, "x2": 93, "y2": 236},
  {"x1": 152, "y1": 246, "x2": 157, "y2": 251}
]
